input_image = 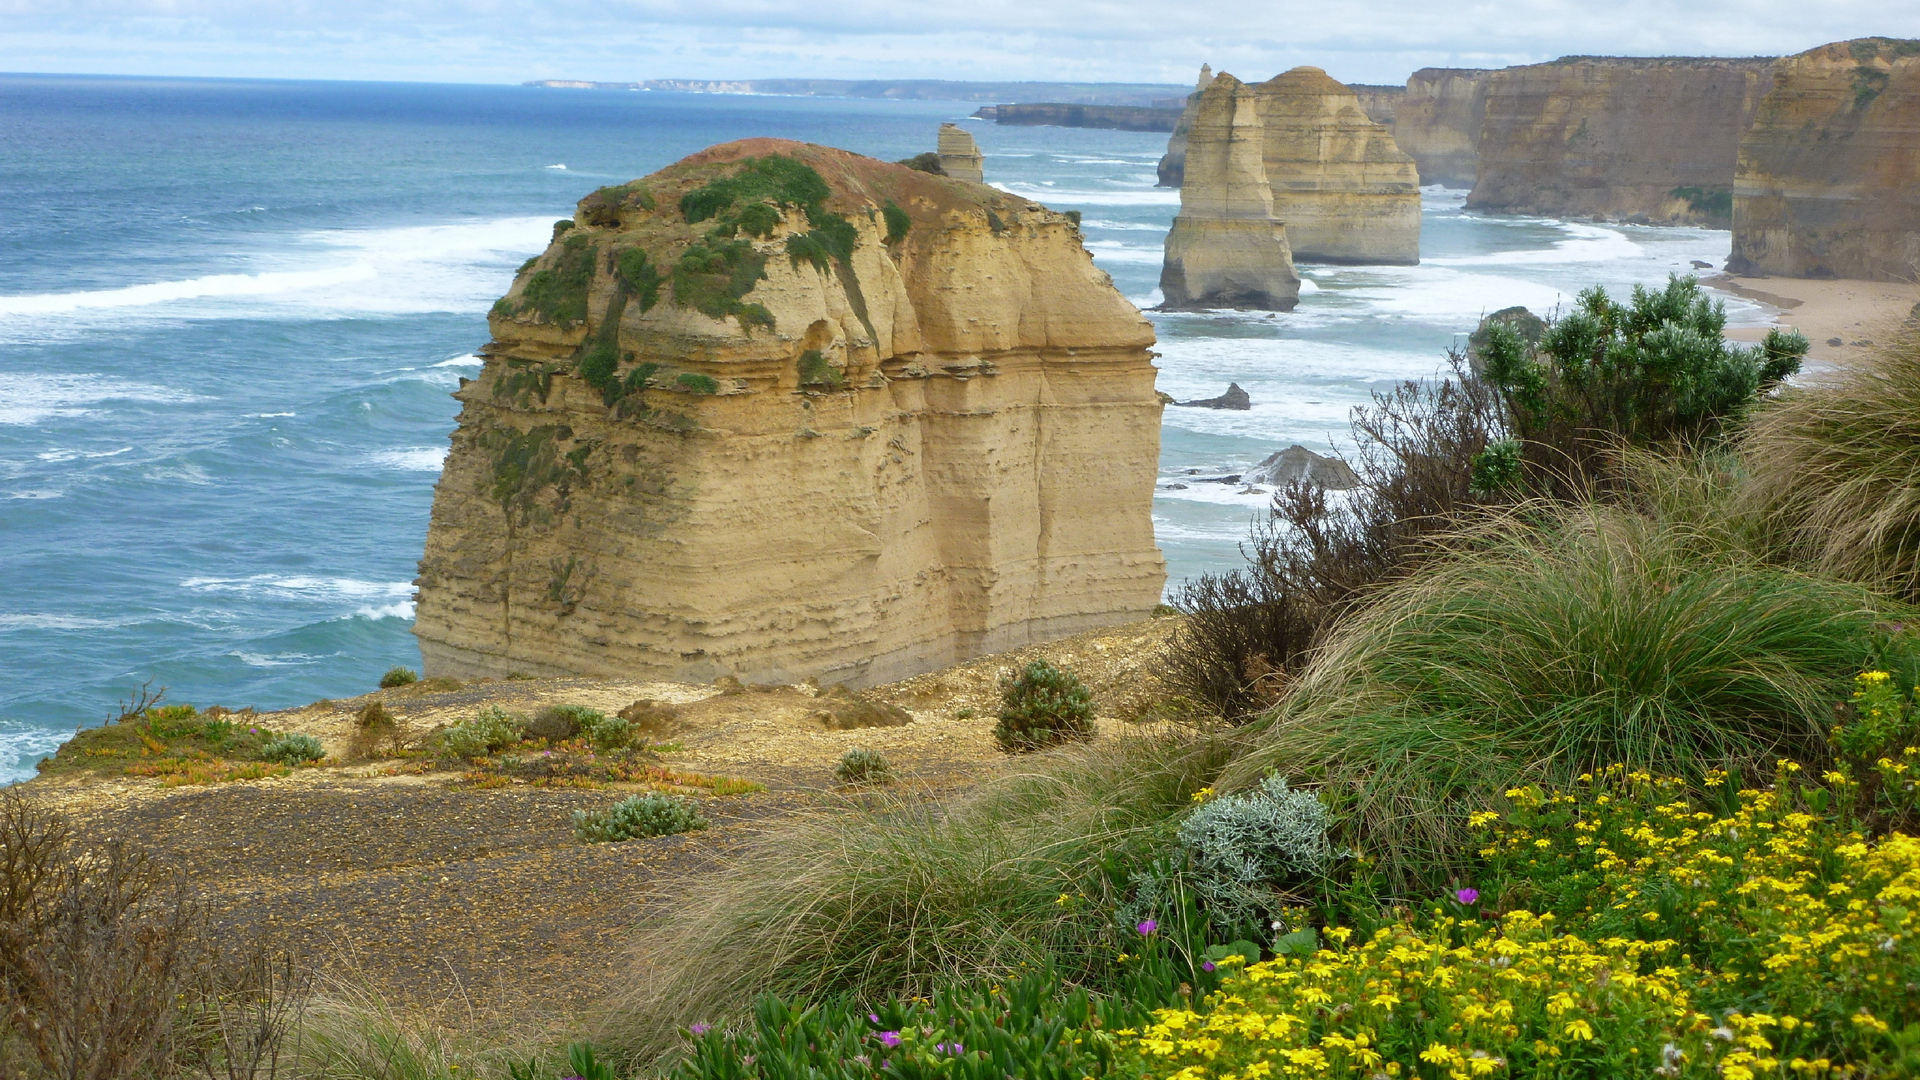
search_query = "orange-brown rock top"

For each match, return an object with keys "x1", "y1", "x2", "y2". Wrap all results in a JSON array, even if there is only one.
[
  {"x1": 1253, "y1": 67, "x2": 1421, "y2": 265},
  {"x1": 1730, "y1": 38, "x2": 1920, "y2": 281},
  {"x1": 1466, "y1": 56, "x2": 1775, "y2": 224},
  {"x1": 413, "y1": 139, "x2": 1166, "y2": 687}
]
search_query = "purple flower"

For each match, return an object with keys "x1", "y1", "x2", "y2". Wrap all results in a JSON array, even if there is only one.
[
  {"x1": 1136, "y1": 919, "x2": 1158, "y2": 935},
  {"x1": 868, "y1": 1013, "x2": 880, "y2": 1024},
  {"x1": 1454, "y1": 888, "x2": 1480, "y2": 905},
  {"x1": 689, "y1": 1023, "x2": 711, "y2": 1036},
  {"x1": 1202, "y1": 960, "x2": 1216, "y2": 972},
  {"x1": 936, "y1": 1043, "x2": 964, "y2": 1056},
  {"x1": 877, "y1": 1031, "x2": 902, "y2": 1049}
]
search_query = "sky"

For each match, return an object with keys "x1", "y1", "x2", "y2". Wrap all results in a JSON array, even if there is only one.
[{"x1": 1, "y1": 0, "x2": 1916, "y2": 87}]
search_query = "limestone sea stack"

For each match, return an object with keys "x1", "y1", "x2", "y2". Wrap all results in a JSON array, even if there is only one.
[
  {"x1": 1467, "y1": 56, "x2": 1775, "y2": 224},
  {"x1": 1392, "y1": 68, "x2": 1491, "y2": 188},
  {"x1": 1729, "y1": 38, "x2": 1920, "y2": 281},
  {"x1": 413, "y1": 139, "x2": 1166, "y2": 686},
  {"x1": 1156, "y1": 64, "x2": 1214, "y2": 188},
  {"x1": 1158, "y1": 73, "x2": 1300, "y2": 311},
  {"x1": 1253, "y1": 67, "x2": 1421, "y2": 265},
  {"x1": 936, "y1": 124, "x2": 985, "y2": 183}
]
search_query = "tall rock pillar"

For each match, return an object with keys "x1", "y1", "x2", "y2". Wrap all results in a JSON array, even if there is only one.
[
  {"x1": 937, "y1": 123, "x2": 985, "y2": 183},
  {"x1": 1158, "y1": 73, "x2": 1300, "y2": 311},
  {"x1": 1254, "y1": 66, "x2": 1421, "y2": 265}
]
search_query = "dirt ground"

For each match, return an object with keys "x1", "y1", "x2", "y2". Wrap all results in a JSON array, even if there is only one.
[{"x1": 27, "y1": 616, "x2": 1180, "y2": 1030}]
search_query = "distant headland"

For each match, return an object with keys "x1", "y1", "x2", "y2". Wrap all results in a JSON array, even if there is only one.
[{"x1": 521, "y1": 78, "x2": 1186, "y2": 107}]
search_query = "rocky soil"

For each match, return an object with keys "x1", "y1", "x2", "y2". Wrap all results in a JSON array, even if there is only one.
[{"x1": 27, "y1": 616, "x2": 1181, "y2": 1031}]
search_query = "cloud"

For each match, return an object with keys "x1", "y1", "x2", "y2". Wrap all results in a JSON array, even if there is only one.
[{"x1": 1, "y1": 0, "x2": 1914, "y2": 84}]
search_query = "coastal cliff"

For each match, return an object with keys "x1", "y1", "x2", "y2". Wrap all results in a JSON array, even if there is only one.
[
  {"x1": 1466, "y1": 56, "x2": 1775, "y2": 223},
  {"x1": 985, "y1": 104, "x2": 1182, "y2": 132},
  {"x1": 1393, "y1": 68, "x2": 1490, "y2": 188},
  {"x1": 1158, "y1": 73, "x2": 1300, "y2": 310},
  {"x1": 1254, "y1": 67, "x2": 1421, "y2": 265},
  {"x1": 413, "y1": 139, "x2": 1166, "y2": 686},
  {"x1": 1730, "y1": 38, "x2": 1920, "y2": 281}
]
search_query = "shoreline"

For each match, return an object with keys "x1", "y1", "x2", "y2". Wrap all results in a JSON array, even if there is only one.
[{"x1": 1706, "y1": 273, "x2": 1920, "y2": 367}]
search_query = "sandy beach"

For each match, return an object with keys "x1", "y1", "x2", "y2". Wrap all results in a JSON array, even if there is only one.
[{"x1": 1708, "y1": 274, "x2": 1920, "y2": 367}]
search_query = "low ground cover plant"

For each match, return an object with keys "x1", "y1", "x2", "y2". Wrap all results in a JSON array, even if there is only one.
[
  {"x1": 378, "y1": 666, "x2": 418, "y2": 688},
  {"x1": 573, "y1": 793, "x2": 708, "y2": 843},
  {"x1": 40, "y1": 694, "x2": 326, "y2": 786},
  {"x1": 996, "y1": 660, "x2": 1097, "y2": 752},
  {"x1": 833, "y1": 748, "x2": 894, "y2": 785}
]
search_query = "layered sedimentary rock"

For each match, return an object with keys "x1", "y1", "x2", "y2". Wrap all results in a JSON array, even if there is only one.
[
  {"x1": 936, "y1": 124, "x2": 985, "y2": 183},
  {"x1": 1393, "y1": 68, "x2": 1491, "y2": 187},
  {"x1": 1730, "y1": 38, "x2": 1920, "y2": 281},
  {"x1": 1253, "y1": 67, "x2": 1421, "y2": 264},
  {"x1": 1156, "y1": 64, "x2": 1214, "y2": 187},
  {"x1": 1467, "y1": 56, "x2": 1775, "y2": 223},
  {"x1": 1158, "y1": 73, "x2": 1299, "y2": 311},
  {"x1": 414, "y1": 139, "x2": 1165, "y2": 686},
  {"x1": 1348, "y1": 84, "x2": 1404, "y2": 126}
]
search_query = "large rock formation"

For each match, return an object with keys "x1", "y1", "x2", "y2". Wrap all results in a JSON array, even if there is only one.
[
  {"x1": 936, "y1": 124, "x2": 985, "y2": 183},
  {"x1": 1157, "y1": 73, "x2": 1300, "y2": 311},
  {"x1": 1393, "y1": 68, "x2": 1491, "y2": 188},
  {"x1": 413, "y1": 139, "x2": 1166, "y2": 687},
  {"x1": 1466, "y1": 56, "x2": 1775, "y2": 223},
  {"x1": 1253, "y1": 67, "x2": 1421, "y2": 265},
  {"x1": 1730, "y1": 38, "x2": 1920, "y2": 281},
  {"x1": 1156, "y1": 64, "x2": 1214, "y2": 188},
  {"x1": 1348, "y1": 84, "x2": 1404, "y2": 126}
]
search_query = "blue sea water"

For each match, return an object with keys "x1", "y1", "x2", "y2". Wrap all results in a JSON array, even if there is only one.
[{"x1": 0, "y1": 74, "x2": 1774, "y2": 780}]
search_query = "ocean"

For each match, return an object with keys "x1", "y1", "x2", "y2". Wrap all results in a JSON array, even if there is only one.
[{"x1": 0, "y1": 74, "x2": 1772, "y2": 780}]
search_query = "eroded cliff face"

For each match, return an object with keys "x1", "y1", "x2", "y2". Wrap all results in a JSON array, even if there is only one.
[
  {"x1": 414, "y1": 139, "x2": 1165, "y2": 687},
  {"x1": 1158, "y1": 73, "x2": 1299, "y2": 311},
  {"x1": 1730, "y1": 38, "x2": 1920, "y2": 281},
  {"x1": 1393, "y1": 68, "x2": 1489, "y2": 188},
  {"x1": 1253, "y1": 67, "x2": 1420, "y2": 265},
  {"x1": 1467, "y1": 56, "x2": 1775, "y2": 223}
]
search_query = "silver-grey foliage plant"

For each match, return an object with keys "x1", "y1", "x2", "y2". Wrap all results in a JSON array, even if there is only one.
[{"x1": 1176, "y1": 774, "x2": 1338, "y2": 928}]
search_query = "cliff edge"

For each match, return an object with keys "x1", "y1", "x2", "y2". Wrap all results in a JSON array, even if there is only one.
[
  {"x1": 1730, "y1": 38, "x2": 1920, "y2": 281},
  {"x1": 413, "y1": 139, "x2": 1166, "y2": 687},
  {"x1": 1392, "y1": 68, "x2": 1490, "y2": 188}
]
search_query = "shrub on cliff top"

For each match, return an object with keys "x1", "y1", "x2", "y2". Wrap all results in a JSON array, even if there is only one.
[
  {"x1": 260, "y1": 732, "x2": 324, "y2": 765},
  {"x1": 440, "y1": 705, "x2": 525, "y2": 759},
  {"x1": 833, "y1": 748, "x2": 895, "y2": 785},
  {"x1": 572, "y1": 793, "x2": 707, "y2": 844},
  {"x1": 514, "y1": 233, "x2": 595, "y2": 327},
  {"x1": 882, "y1": 201, "x2": 912, "y2": 245},
  {"x1": 681, "y1": 155, "x2": 831, "y2": 226},
  {"x1": 378, "y1": 666, "x2": 418, "y2": 689},
  {"x1": 1477, "y1": 273, "x2": 1806, "y2": 493},
  {"x1": 994, "y1": 660, "x2": 1095, "y2": 752},
  {"x1": 670, "y1": 237, "x2": 772, "y2": 331}
]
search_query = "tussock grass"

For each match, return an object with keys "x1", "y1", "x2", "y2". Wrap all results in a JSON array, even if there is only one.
[
  {"x1": 597, "y1": 731, "x2": 1233, "y2": 1059},
  {"x1": 1739, "y1": 327, "x2": 1920, "y2": 602},
  {"x1": 1224, "y1": 501, "x2": 1917, "y2": 893}
]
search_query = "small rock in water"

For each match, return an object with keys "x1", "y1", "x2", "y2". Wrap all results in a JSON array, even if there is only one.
[
  {"x1": 1244, "y1": 445, "x2": 1360, "y2": 490},
  {"x1": 1828, "y1": 337, "x2": 1846, "y2": 346},
  {"x1": 1174, "y1": 383, "x2": 1252, "y2": 410},
  {"x1": 1690, "y1": 260, "x2": 1714, "y2": 269}
]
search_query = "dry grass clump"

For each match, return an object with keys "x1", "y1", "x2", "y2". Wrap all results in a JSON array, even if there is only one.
[
  {"x1": 597, "y1": 731, "x2": 1232, "y2": 1059},
  {"x1": 1224, "y1": 501, "x2": 1915, "y2": 893},
  {"x1": 1739, "y1": 327, "x2": 1920, "y2": 602}
]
